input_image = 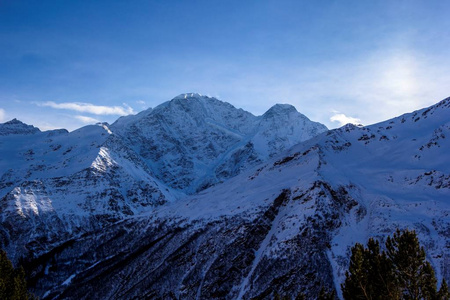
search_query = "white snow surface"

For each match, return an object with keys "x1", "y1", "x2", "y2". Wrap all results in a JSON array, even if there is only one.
[
  {"x1": 0, "y1": 94, "x2": 449, "y2": 297},
  {"x1": 110, "y1": 93, "x2": 328, "y2": 193},
  {"x1": 144, "y1": 96, "x2": 450, "y2": 293},
  {"x1": 0, "y1": 93, "x2": 327, "y2": 261}
]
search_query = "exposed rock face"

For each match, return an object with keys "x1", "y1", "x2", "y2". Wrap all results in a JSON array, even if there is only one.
[{"x1": 0, "y1": 95, "x2": 449, "y2": 299}]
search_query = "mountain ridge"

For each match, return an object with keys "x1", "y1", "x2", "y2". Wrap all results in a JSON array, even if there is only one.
[
  {"x1": 0, "y1": 93, "x2": 328, "y2": 262},
  {"x1": 110, "y1": 93, "x2": 328, "y2": 193},
  {"x1": 0, "y1": 95, "x2": 449, "y2": 299}
]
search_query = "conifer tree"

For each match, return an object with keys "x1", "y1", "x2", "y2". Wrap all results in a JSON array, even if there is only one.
[
  {"x1": 438, "y1": 279, "x2": 449, "y2": 299},
  {"x1": 386, "y1": 229, "x2": 437, "y2": 300},
  {"x1": 0, "y1": 250, "x2": 30, "y2": 300},
  {"x1": 342, "y1": 229, "x2": 448, "y2": 300},
  {"x1": 342, "y1": 243, "x2": 370, "y2": 299}
]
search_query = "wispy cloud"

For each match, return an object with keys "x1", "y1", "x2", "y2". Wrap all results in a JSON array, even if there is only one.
[
  {"x1": 330, "y1": 113, "x2": 362, "y2": 126},
  {"x1": 36, "y1": 101, "x2": 135, "y2": 115},
  {"x1": 135, "y1": 100, "x2": 149, "y2": 110},
  {"x1": 74, "y1": 115, "x2": 101, "y2": 124},
  {"x1": 0, "y1": 108, "x2": 5, "y2": 122}
]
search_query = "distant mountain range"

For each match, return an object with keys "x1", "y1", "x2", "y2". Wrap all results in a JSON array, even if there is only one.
[{"x1": 0, "y1": 94, "x2": 448, "y2": 299}]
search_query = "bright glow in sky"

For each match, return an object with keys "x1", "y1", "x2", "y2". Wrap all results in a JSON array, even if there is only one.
[{"x1": 1, "y1": 0, "x2": 449, "y2": 131}]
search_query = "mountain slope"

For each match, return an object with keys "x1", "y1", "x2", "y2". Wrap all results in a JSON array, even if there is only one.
[
  {"x1": 0, "y1": 94, "x2": 327, "y2": 265},
  {"x1": 0, "y1": 122, "x2": 178, "y2": 262},
  {"x1": 0, "y1": 118, "x2": 42, "y2": 136},
  {"x1": 111, "y1": 93, "x2": 328, "y2": 193},
  {"x1": 11, "y1": 97, "x2": 449, "y2": 299}
]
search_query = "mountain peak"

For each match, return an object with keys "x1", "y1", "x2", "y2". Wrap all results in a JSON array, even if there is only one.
[
  {"x1": 0, "y1": 118, "x2": 41, "y2": 136},
  {"x1": 264, "y1": 104, "x2": 298, "y2": 116},
  {"x1": 4, "y1": 118, "x2": 25, "y2": 125},
  {"x1": 173, "y1": 93, "x2": 204, "y2": 100}
]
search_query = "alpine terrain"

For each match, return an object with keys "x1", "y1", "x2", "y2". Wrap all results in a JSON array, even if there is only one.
[{"x1": 0, "y1": 93, "x2": 449, "y2": 299}]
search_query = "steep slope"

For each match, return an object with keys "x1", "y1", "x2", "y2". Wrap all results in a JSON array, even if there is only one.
[
  {"x1": 251, "y1": 103, "x2": 327, "y2": 158},
  {"x1": 0, "y1": 93, "x2": 327, "y2": 265},
  {"x1": 111, "y1": 93, "x2": 327, "y2": 193},
  {"x1": 19, "y1": 97, "x2": 449, "y2": 299},
  {"x1": 0, "y1": 122, "x2": 177, "y2": 262}
]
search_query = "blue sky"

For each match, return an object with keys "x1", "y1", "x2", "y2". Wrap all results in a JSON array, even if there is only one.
[{"x1": 1, "y1": 0, "x2": 449, "y2": 131}]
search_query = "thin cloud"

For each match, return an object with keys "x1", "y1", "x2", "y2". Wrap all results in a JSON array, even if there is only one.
[
  {"x1": 135, "y1": 100, "x2": 149, "y2": 110},
  {"x1": 0, "y1": 108, "x2": 5, "y2": 122},
  {"x1": 37, "y1": 101, "x2": 135, "y2": 116},
  {"x1": 330, "y1": 113, "x2": 362, "y2": 127},
  {"x1": 75, "y1": 115, "x2": 101, "y2": 124}
]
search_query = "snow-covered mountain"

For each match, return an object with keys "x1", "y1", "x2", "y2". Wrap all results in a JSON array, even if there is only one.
[
  {"x1": 111, "y1": 93, "x2": 327, "y2": 193},
  {"x1": 0, "y1": 94, "x2": 449, "y2": 299},
  {"x1": 0, "y1": 118, "x2": 42, "y2": 136},
  {"x1": 0, "y1": 120, "x2": 178, "y2": 262},
  {"x1": 0, "y1": 93, "x2": 326, "y2": 262}
]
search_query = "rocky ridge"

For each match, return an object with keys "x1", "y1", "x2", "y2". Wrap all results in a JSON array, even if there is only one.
[{"x1": 0, "y1": 95, "x2": 449, "y2": 299}]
